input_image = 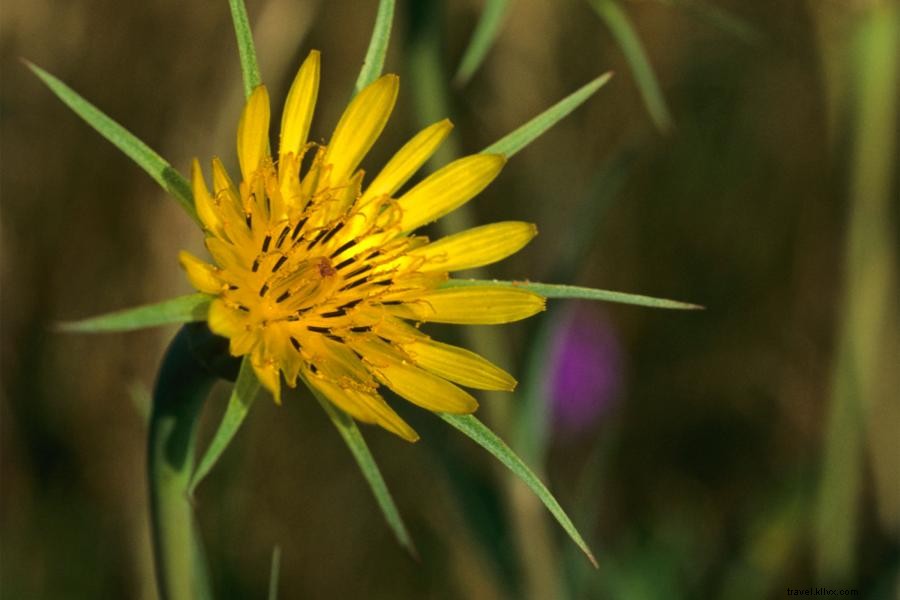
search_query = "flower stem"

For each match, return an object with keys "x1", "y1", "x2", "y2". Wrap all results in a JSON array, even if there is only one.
[{"x1": 148, "y1": 324, "x2": 233, "y2": 600}]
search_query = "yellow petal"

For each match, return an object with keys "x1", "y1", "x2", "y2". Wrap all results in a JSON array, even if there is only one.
[
  {"x1": 279, "y1": 50, "x2": 320, "y2": 164},
  {"x1": 354, "y1": 339, "x2": 478, "y2": 413},
  {"x1": 178, "y1": 250, "x2": 222, "y2": 294},
  {"x1": 361, "y1": 119, "x2": 453, "y2": 202},
  {"x1": 208, "y1": 299, "x2": 245, "y2": 339},
  {"x1": 237, "y1": 85, "x2": 271, "y2": 181},
  {"x1": 191, "y1": 159, "x2": 223, "y2": 236},
  {"x1": 323, "y1": 74, "x2": 398, "y2": 185},
  {"x1": 303, "y1": 373, "x2": 419, "y2": 442},
  {"x1": 411, "y1": 221, "x2": 537, "y2": 273},
  {"x1": 396, "y1": 154, "x2": 505, "y2": 232},
  {"x1": 387, "y1": 286, "x2": 545, "y2": 324},
  {"x1": 403, "y1": 338, "x2": 516, "y2": 391},
  {"x1": 252, "y1": 357, "x2": 282, "y2": 404}
]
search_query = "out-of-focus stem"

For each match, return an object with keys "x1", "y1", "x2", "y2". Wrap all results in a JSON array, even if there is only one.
[
  {"x1": 148, "y1": 324, "x2": 227, "y2": 600},
  {"x1": 816, "y1": 3, "x2": 899, "y2": 583}
]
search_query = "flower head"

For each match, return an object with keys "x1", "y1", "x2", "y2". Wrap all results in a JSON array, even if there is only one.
[{"x1": 179, "y1": 51, "x2": 544, "y2": 441}]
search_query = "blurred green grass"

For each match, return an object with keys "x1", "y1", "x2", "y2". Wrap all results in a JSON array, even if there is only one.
[{"x1": 1, "y1": 0, "x2": 897, "y2": 598}]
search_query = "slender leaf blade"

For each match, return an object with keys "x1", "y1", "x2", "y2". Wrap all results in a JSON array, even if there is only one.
[
  {"x1": 441, "y1": 279, "x2": 702, "y2": 310},
  {"x1": 454, "y1": 0, "x2": 510, "y2": 86},
  {"x1": 229, "y1": 0, "x2": 262, "y2": 97},
  {"x1": 26, "y1": 61, "x2": 197, "y2": 222},
  {"x1": 305, "y1": 376, "x2": 417, "y2": 557},
  {"x1": 589, "y1": 0, "x2": 672, "y2": 132},
  {"x1": 440, "y1": 413, "x2": 597, "y2": 567},
  {"x1": 355, "y1": 0, "x2": 396, "y2": 93},
  {"x1": 481, "y1": 72, "x2": 613, "y2": 158},
  {"x1": 57, "y1": 294, "x2": 212, "y2": 333},
  {"x1": 190, "y1": 357, "x2": 261, "y2": 494}
]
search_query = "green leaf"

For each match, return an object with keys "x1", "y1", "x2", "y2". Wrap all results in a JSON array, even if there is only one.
[
  {"x1": 57, "y1": 294, "x2": 212, "y2": 333},
  {"x1": 189, "y1": 357, "x2": 260, "y2": 495},
  {"x1": 441, "y1": 279, "x2": 702, "y2": 310},
  {"x1": 355, "y1": 0, "x2": 396, "y2": 94},
  {"x1": 588, "y1": 0, "x2": 673, "y2": 133},
  {"x1": 481, "y1": 72, "x2": 613, "y2": 158},
  {"x1": 229, "y1": 0, "x2": 262, "y2": 97},
  {"x1": 25, "y1": 61, "x2": 198, "y2": 223},
  {"x1": 439, "y1": 413, "x2": 597, "y2": 567},
  {"x1": 453, "y1": 0, "x2": 510, "y2": 86},
  {"x1": 304, "y1": 375, "x2": 417, "y2": 557},
  {"x1": 268, "y1": 545, "x2": 282, "y2": 600}
]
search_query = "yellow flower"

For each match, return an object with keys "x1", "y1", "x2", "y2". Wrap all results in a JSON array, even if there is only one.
[{"x1": 179, "y1": 51, "x2": 544, "y2": 441}]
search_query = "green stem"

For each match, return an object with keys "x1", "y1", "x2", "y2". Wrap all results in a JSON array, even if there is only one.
[{"x1": 149, "y1": 324, "x2": 233, "y2": 600}]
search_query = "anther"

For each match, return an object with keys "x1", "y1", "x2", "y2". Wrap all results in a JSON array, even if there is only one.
[
  {"x1": 261, "y1": 234, "x2": 272, "y2": 253},
  {"x1": 329, "y1": 239, "x2": 356, "y2": 258},
  {"x1": 275, "y1": 290, "x2": 291, "y2": 303},
  {"x1": 271, "y1": 256, "x2": 288, "y2": 273}
]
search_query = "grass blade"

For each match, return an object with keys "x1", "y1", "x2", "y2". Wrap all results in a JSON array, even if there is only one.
[
  {"x1": 304, "y1": 376, "x2": 417, "y2": 557},
  {"x1": 267, "y1": 545, "x2": 282, "y2": 600},
  {"x1": 190, "y1": 357, "x2": 260, "y2": 495},
  {"x1": 57, "y1": 294, "x2": 212, "y2": 333},
  {"x1": 454, "y1": 0, "x2": 510, "y2": 86},
  {"x1": 229, "y1": 0, "x2": 262, "y2": 97},
  {"x1": 25, "y1": 61, "x2": 197, "y2": 223},
  {"x1": 440, "y1": 413, "x2": 597, "y2": 567},
  {"x1": 441, "y1": 279, "x2": 702, "y2": 310},
  {"x1": 588, "y1": 0, "x2": 673, "y2": 133},
  {"x1": 481, "y1": 72, "x2": 613, "y2": 158},
  {"x1": 355, "y1": 0, "x2": 396, "y2": 93}
]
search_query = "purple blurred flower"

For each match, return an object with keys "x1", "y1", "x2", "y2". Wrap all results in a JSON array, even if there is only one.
[{"x1": 546, "y1": 303, "x2": 623, "y2": 434}]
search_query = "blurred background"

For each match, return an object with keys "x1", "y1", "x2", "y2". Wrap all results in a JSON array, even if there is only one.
[{"x1": 2, "y1": 0, "x2": 898, "y2": 598}]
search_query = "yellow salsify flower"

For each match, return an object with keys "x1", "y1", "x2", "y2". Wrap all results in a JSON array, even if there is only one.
[{"x1": 179, "y1": 51, "x2": 544, "y2": 441}]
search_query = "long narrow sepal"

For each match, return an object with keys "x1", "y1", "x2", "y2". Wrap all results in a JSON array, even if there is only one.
[
  {"x1": 57, "y1": 294, "x2": 212, "y2": 334},
  {"x1": 148, "y1": 324, "x2": 227, "y2": 600},
  {"x1": 440, "y1": 279, "x2": 702, "y2": 310},
  {"x1": 25, "y1": 61, "x2": 198, "y2": 223},
  {"x1": 481, "y1": 72, "x2": 613, "y2": 158},
  {"x1": 190, "y1": 357, "x2": 261, "y2": 495},
  {"x1": 228, "y1": 0, "x2": 262, "y2": 98},
  {"x1": 439, "y1": 413, "x2": 597, "y2": 567},
  {"x1": 355, "y1": 0, "x2": 396, "y2": 94},
  {"x1": 303, "y1": 375, "x2": 418, "y2": 558}
]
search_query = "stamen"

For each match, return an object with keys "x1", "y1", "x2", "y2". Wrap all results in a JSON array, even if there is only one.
[
  {"x1": 340, "y1": 278, "x2": 368, "y2": 291},
  {"x1": 382, "y1": 300, "x2": 403, "y2": 305},
  {"x1": 271, "y1": 255, "x2": 288, "y2": 273},
  {"x1": 252, "y1": 258, "x2": 261, "y2": 273},
  {"x1": 329, "y1": 239, "x2": 356, "y2": 258},
  {"x1": 276, "y1": 290, "x2": 292, "y2": 303},
  {"x1": 275, "y1": 225, "x2": 291, "y2": 248},
  {"x1": 306, "y1": 228, "x2": 329, "y2": 250},
  {"x1": 321, "y1": 309, "x2": 346, "y2": 318},
  {"x1": 259, "y1": 283, "x2": 269, "y2": 297},
  {"x1": 237, "y1": 304, "x2": 251, "y2": 312},
  {"x1": 345, "y1": 264, "x2": 373, "y2": 279},
  {"x1": 334, "y1": 257, "x2": 355, "y2": 271},
  {"x1": 291, "y1": 217, "x2": 309, "y2": 240},
  {"x1": 261, "y1": 234, "x2": 272, "y2": 253},
  {"x1": 350, "y1": 326, "x2": 372, "y2": 333},
  {"x1": 320, "y1": 222, "x2": 344, "y2": 246},
  {"x1": 338, "y1": 299, "x2": 363, "y2": 310},
  {"x1": 308, "y1": 326, "x2": 330, "y2": 334},
  {"x1": 290, "y1": 337, "x2": 301, "y2": 350}
]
